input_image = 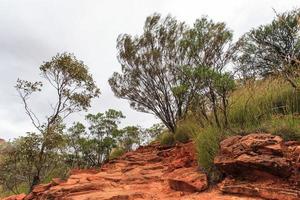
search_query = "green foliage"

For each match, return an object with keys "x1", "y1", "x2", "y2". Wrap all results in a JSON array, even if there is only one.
[
  {"x1": 39, "y1": 52, "x2": 100, "y2": 111},
  {"x1": 160, "y1": 132, "x2": 175, "y2": 146},
  {"x1": 142, "y1": 123, "x2": 165, "y2": 144},
  {"x1": 174, "y1": 131, "x2": 190, "y2": 143},
  {"x1": 109, "y1": 13, "x2": 235, "y2": 133},
  {"x1": 174, "y1": 119, "x2": 201, "y2": 143},
  {"x1": 119, "y1": 126, "x2": 141, "y2": 151},
  {"x1": 229, "y1": 79, "x2": 300, "y2": 130},
  {"x1": 82, "y1": 109, "x2": 125, "y2": 166},
  {"x1": 0, "y1": 133, "x2": 68, "y2": 194},
  {"x1": 195, "y1": 127, "x2": 223, "y2": 183},
  {"x1": 262, "y1": 115, "x2": 300, "y2": 141},
  {"x1": 236, "y1": 9, "x2": 300, "y2": 88},
  {"x1": 109, "y1": 148, "x2": 125, "y2": 160}
]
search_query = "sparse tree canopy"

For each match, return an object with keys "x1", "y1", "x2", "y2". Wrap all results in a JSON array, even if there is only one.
[
  {"x1": 109, "y1": 14, "x2": 188, "y2": 133},
  {"x1": 109, "y1": 13, "x2": 235, "y2": 133},
  {"x1": 84, "y1": 109, "x2": 125, "y2": 166},
  {"x1": 14, "y1": 52, "x2": 100, "y2": 190},
  {"x1": 182, "y1": 17, "x2": 235, "y2": 71},
  {"x1": 236, "y1": 9, "x2": 300, "y2": 88}
]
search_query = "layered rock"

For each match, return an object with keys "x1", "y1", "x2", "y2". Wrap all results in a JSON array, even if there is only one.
[
  {"x1": 215, "y1": 133, "x2": 300, "y2": 200},
  {"x1": 2, "y1": 140, "x2": 264, "y2": 200},
  {"x1": 3, "y1": 142, "x2": 210, "y2": 200}
]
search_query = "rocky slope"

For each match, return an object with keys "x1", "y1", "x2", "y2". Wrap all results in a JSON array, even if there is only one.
[
  {"x1": 3, "y1": 141, "x2": 259, "y2": 200},
  {"x1": 3, "y1": 133, "x2": 300, "y2": 200}
]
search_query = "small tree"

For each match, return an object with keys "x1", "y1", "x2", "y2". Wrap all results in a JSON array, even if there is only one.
[
  {"x1": 236, "y1": 9, "x2": 300, "y2": 88},
  {"x1": 192, "y1": 68, "x2": 235, "y2": 128},
  {"x1": 184, "y1": 17, "x2": 236, "y2": 128},
  {"x1": 85, "y1": 109, "x2": 124, "y2": 166},
  {"x1": 66, "y1": 122, "x2": 87, "y2": 168},
  {"x1": 15, "y1": 52, "x2": 100, "y2": 190},
  {"x1": 0, "y1": 132, "x2": 67, "y2": 194},
  {"x1": 119, "y1": 126, "x2": 141, "y2": 151}
]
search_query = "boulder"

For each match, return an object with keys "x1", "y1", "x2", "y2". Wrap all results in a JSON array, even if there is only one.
[
  {"x1": 167, "y1": 167, "x2": 208, "y2": 192},
  {"x1": 215, "y1": 133, "x2": 300, "y2": 200}
]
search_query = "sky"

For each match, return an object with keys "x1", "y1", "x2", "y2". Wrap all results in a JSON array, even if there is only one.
[{"x1": 0, "y1": 0, "x2": 299, "y2": 140}]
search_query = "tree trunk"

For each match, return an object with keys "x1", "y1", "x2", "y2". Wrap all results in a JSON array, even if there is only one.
[
  {"x1": 210, "y1": 90, "x2": 221, "y2": 128},
  {"x1": 29, "y1": 174, "x2": 40, "y2": 192},
  {"x1": 222, "y1": 95, "x2": 229, "y2": 128}
]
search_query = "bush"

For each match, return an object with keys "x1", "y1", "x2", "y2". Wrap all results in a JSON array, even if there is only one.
[
  {"x1": 273, "y1": 127, "x2": 300, "y2": 141},
  {"x1": 160, "y1": 132, "x2": 175, "y2": 146},
  {"x1": 109, "y1": 148, "x2": 125, "y2": 160},
  {"x1": 229, "y1": 79, "x2": 300, "y2": 129},
  {"x1": 174, "y1": 129, "x2": 190, "y2": 143},
  {"x1": 196, "y1": 127, "x2": 222, "y2": 183},
  {"x1": 263, "y1": 115, "x2": 300, "y2": 141},
  {"x1": 176, "y1": 117, "x2": 202, "y2": 139}
]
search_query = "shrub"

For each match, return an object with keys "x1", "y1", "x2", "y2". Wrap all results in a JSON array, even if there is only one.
[
  {"x1": 176, "y1": 118, "x2": 201, "y2": 139},
  {"x1": 174, "y1": 129, "x2": 190, "y2": 143},
  {"x1": 160, "y1": 132, "x2": 175, "y2": 146},
  {"x1": 109, "y1": 148, "x2": 125, "y2": 160},
  {"x1": 273, "y1": 127, "x2": 300, "y2": 141},
  {"x1": 264, "y1": 115, "x2": 300, "y2": 141},
  {"x1": 196, "y1": 127, "x2": 222, "y2": 183},
  {"x1": 229, "y1": 79, "x2": 300, "y2": 129}
]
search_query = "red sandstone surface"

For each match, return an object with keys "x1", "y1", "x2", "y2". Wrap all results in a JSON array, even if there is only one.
[
  {"x1": 4, "y1": 133, "x2": 300, "y2": 200},
  {"x1": 215, "y1": 133, "x2": 300, "y2": 200},
  {"x1": 2, "y1": 141, "x2": 259, "y2": 200}
]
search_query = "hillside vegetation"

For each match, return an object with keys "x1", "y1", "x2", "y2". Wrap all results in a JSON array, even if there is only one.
[{"x1": 1, "y1": 8, "x2": 300, "y2": 198}]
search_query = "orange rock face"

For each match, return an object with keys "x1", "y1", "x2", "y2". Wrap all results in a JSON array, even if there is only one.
[
  {"x1": 2, "y1": 141, "x2": 259, "y2": 200},
  {"x1": 1, "y1": 194, "x2": 26, "y2": 200},
  {"x1": 215, "y1": 133, "x2": 300, "y2": 200}
]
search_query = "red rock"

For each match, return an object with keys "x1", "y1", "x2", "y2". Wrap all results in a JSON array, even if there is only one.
[
  {"x1": 167, "y1": 167, "x2": 208, "y2": 192},
  {"x1": 69, "y1": 168, "x2": 99, "y2": 175},
  {"x1": 215, "y1": 133, "x2": 300, "y2": 200},
  {"x1": 50, "y1": 178, "x2": 64, "y2": 186},
  {"x1": 214, "y1": 133, "x2": 292, "y2": 177},
  {"x1": 2, "y1": 194, "x2": 26, "y2": 200},
  {"x1": 220, "y1": 178, "x2": 300, "y2": 200},
  {"x1": 5, "y1": 141, "x2": 211, "y2": 200},
  {"x1": 31, "y1": 183, "x2": 51, "y2": 194}
]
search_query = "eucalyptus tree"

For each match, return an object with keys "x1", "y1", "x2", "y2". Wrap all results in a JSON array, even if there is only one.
[
  {"x1": 119, "y1": 126, "x2": 141, "y2": 151},
  {"x1": 85, "y1": 109, "x2": 124, "y2": 166},
  {"x1": 15, "y1": 52, "x2": 100, "y2": 190},
  {"x1": 110, "y1": 14, "x2": 236, "y2": 133},
  {"x1": 109, "y1": 14, "x2": 191, "y2": 133},
  {"x1": 66, "y1": 122, "x2": 87, "y2": 168},
  {"x1": 236, "y1": 9, "x2": 300, "y2": 88},
  {"x1": 185, "y1": 17, "x2": 236, "y2": 128}
]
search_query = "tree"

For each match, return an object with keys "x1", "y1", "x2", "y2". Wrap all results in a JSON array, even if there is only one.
[
  {"x1": 191, "y1": 68, "x2": 235, "y2": 128},
  {"x1": 109, "y1": 14, "x2": 189, "y2": 133},
  {"x1": 15, "y1": 52, "x2": 100, "y2": 190},
  {"x1": 66, "y1": 122, "x2": 87, "y2": 168},
  {"x1": 119, "y1": 126, "x2": 141, "y2": 151},
  {"x1": 109, "y1": 14, "x2": 236, "y2": 133},
  {"x1": 235, "y1": 9, "x2": 300, "y2": 88},
  {"x1": 184, "y1": 17, "x2": 236, "y2": 128},
  {"x1": 0, "y1": 133, "x2": 67, "y2": 194},
  {"x1": 144, "y1": 123, "x2": 165, "y2": 143},
  {"x1": 182, "y1": 17, "x2": 236, "y2": 71},
  {"x1": 84, "y1": 109, "x2": 125, "y2": 166}
]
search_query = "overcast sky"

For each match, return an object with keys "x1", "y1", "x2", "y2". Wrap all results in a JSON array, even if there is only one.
[{"x1": 0, "y1": 0, "x2": 299, "y2": 140}]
